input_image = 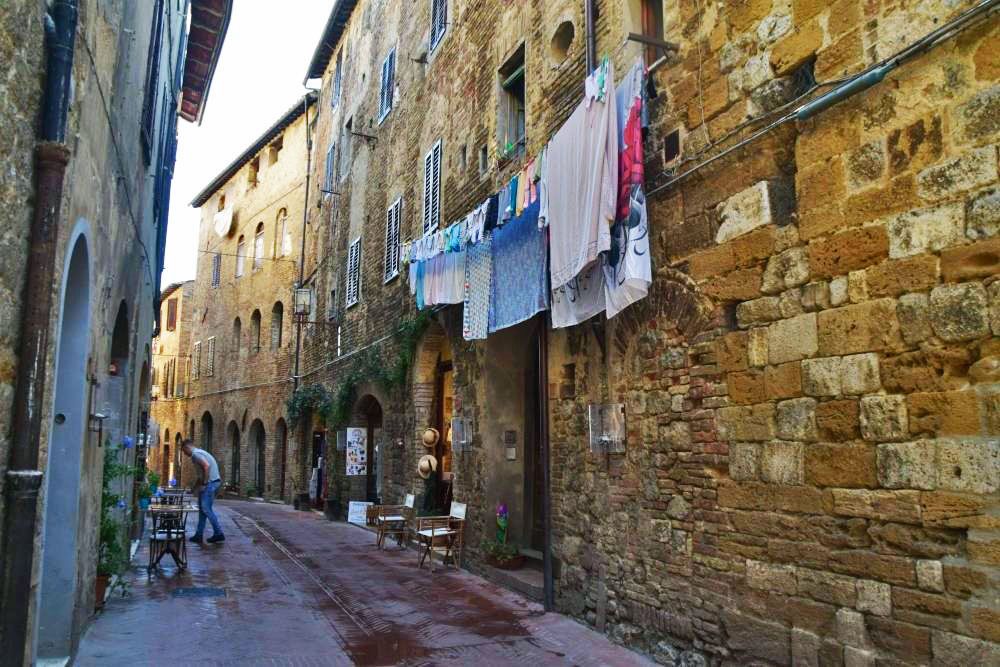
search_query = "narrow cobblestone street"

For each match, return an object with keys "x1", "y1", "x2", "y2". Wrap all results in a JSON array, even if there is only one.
[{"x1": 76, "y1": 500, "x2": 654, "y2": 666}]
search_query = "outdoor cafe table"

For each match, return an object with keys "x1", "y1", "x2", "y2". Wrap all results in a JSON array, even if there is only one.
[{"x1": 147, "y1": 505, "x2": 199, "y2": 570}]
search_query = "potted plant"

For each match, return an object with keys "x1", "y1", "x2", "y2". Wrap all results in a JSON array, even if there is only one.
[
  {"x1": 481, "y1": 503, "x2": 525, "y2": 570},
  {"x1": 96, "y1": 446, "x2": 133, "y2": 609},
  {"x1": 147, "y1": 470, "x2": 161, "y2": 497}
]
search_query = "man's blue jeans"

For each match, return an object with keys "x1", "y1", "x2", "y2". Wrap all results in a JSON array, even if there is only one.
[{"x1": 194, "y1": 479, "x2": 223, "y2": 538}]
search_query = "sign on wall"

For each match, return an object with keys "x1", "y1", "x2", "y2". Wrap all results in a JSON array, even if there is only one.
[
  {"x1": 346, "y1": 427, "x2": 367, "y2": 475},
  {"x1": 347, "y1": 501, "x2": 372, "y2": 525}
]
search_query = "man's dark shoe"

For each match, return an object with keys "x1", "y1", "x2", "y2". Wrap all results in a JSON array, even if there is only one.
[
  {"x1": 190, "y1": 535, "x2": 204, "y2": 544},
  {"x1": 207, "y1": 534, "x2": 226, "y2": 544}
]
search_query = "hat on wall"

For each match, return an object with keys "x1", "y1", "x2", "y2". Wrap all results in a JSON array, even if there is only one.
[
  {"x1": 417, "y1": 454, "x2": 438, "y2": 479},
  {"x1": 421, "y1": 427, "x2": 440, "y2": 448}
]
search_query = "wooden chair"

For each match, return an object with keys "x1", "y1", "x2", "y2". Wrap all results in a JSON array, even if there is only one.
[
  {"x1": 415, "y1": 501, "x2": 466, "y2": 571},
  {"x1": 376, "y1": 493, "x2": 415, "y2": 550},
  {"x1": 148, "y1": 506, "x2": 188, "y2": 572}
]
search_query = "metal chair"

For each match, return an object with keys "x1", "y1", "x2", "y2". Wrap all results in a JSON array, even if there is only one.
[
  {"x1": 148, "y1": 506, "x2": 188, "y2": 572},
  {"x1": 415, "y1": 501, "x2": 466, "y2": 571},
  {"x1": 375, "y1": 493, "x2": 415, "y2": 550}
]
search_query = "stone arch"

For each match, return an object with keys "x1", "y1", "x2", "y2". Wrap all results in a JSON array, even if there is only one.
[
  {"x1": 274, "y1": 417, "x2": 288, "y2": 500},
  {"x1": 271, "y1": 301, "x2": 284, "y2": 349},
  {"x1": 250, "y1": 309, "x2": 261, "y2": 354},
  {"x1": 248, "y1": 418, "x2": 266, "y2": 495},
  {"x1": 353, "y1": 394, "x2": 384, "y2": 502},
  {"x1": 201, "y1": 411, "x2": 214, "y2": 453},
  {"x1": 36, "y1": 230, "x2": 91, "y2": 661},
  {"x1": 410, "y1": 319, "x2": 453, "y2": 510},
  {"x1": 227, "y1": 420, "x2": 241, "y2": 486}
]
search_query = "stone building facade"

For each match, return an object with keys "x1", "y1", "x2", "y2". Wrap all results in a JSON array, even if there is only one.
[
  {"x1": 0, "y1": 1, "x2": 230, "y2": 663},
  {"x1": 150, "y1": 96, "x2": 315, "y2": 502},
  {"x1": 293, "y1": 0, "x2": 1000, "y2": 664}
]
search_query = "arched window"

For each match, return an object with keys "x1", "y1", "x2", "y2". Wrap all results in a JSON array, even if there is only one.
[
  {"x1": 250, "y1": 310, "x2": 261, "y2": 354},
  {"x1": 253, "y1": 222, "x2": 265, "y2": 270},
  {"x1": 235, "y1": 235, "x2": 246, "y2": 277},
  {"x1": 271, "y1": 302, "x2": 284, "y2": 350},
  {"x1": 275, "y1": 208, "x2": 291, "y2": 257},
  {"x1": 233, "y1": 317, "x2": 242, "y2": 355}
]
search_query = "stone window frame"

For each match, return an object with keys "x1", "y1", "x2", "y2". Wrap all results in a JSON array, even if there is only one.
[
  {"x1": 235, "y1": 235, "x2": 246, "y2": 277},
  {"x1": 346, "y1": 237, "x2": 362, "y2": 308},
  {"x1": 422, "y1": 139, "x2": 443, "y2": 235},
  {"x1": 378, "y1": 47, "x2": 397, "y2": 124},
  {"x1": 429, "y1": 0, "x2": 448, "y2": 53},
  {"x1": 253, "y1": 222, "x2": 265, "y2": 271}
]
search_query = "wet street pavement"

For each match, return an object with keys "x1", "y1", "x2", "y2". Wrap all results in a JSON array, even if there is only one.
[{"x1": 76, "y1": 500, "x2": 654, "y2": 666}]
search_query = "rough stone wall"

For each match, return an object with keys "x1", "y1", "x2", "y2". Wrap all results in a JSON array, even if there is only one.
[
  {"x1": 149, "y1": 281, "x2": 194, "y2": 484},
  {"x1": 152, "y1": 110, "x2": 310, "y2": 502},
  {"x1": 547, "y1": 0, "x2": 1000, "y2": 665},
  {"x1": 0, "y1": 0, "x2": 45, "y2": 553}
]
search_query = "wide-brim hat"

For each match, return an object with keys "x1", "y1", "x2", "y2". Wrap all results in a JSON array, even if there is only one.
[
  {"x1": 417, "y1": 454, "x2": 438, "y2": 479},
  {"x1": 421, "y1": 427, "x2": 440, "y2": 448}
]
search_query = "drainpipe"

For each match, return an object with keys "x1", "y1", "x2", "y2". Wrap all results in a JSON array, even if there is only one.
[
  {"x1": 538, "y1": 323, "x2": 554, "y2": 611},
  {"x1": 585, "y1": 0, "x2": 596, "y2": 73},
  {"x1": 292, "y1": 92, "x2": 313, "y2": 499},
  {"x1": 0, "y1": 1, "x2": 78, "y2": 663}
]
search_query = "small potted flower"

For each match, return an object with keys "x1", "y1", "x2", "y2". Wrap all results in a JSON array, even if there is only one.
[{"x1": 481, "y1": 503, "x2": 524, "y2": 570}]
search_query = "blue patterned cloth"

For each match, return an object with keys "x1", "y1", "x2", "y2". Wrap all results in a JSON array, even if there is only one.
[
  {"x1": 463, "y1": 236, "x2": 492, "y2": 340},
  {"x1": 489, "y1": 201, "x2": 548, "y2": 333}
]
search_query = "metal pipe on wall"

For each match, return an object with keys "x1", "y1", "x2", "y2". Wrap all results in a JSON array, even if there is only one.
[
  {"x1": 292, "y1": 92, "x2": 314, "y2": 502},
  {"x1": 538, "y1": 322, "x2": 554, "y2": 611},
  {"x1": 585, "y1": 0, "x2": 596, "y2": 73},
  {"x1": 0, "y1": 1, "x2": 78, "y2": 662}
]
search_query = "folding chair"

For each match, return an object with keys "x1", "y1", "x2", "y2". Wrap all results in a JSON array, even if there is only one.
[
  {"x1": 376, "y1": 493, "x2": 415, "y2": 550},
  {"x1": 415, "y1": 502, "x2": 466, "y2": 571}
]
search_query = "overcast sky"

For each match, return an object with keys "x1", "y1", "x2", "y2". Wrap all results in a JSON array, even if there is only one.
[{"x1": 161, "y1": 0, "x2": 332, "y2": 287}]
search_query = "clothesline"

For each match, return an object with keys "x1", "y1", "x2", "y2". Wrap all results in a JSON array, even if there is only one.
[{"x1": 403, "y1": 56, "x2": 653, "y2": 342}]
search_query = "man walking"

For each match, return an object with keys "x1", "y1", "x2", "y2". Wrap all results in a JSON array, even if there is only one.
[{"x1": 181, "y1": 439, "x2": 225, "y2": 544}]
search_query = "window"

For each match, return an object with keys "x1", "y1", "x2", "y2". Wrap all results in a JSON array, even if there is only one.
[
  {"x1": 346, "y1": 237, "x2": 361, "y2": 308},
  {"x1": 211, "y1": 252, "x2": 221, "y2": 287},
  {"x1": 337, "y1": 325, "x2": 342, "y2": 357},
  {"x1": 248, "y1": 156, "x2": 260, "y2": 187},
  {"x1": 340, "y1": 118, "x2": 353, "y2": 181},
  {"x1": 458, "y1": 145, "x2": 467, "y2": 171},
  {"x1": 275, "y1": 208, "x2": 291, "y2": 257},
  {"x1": 140, "y1": 0, "x2": 165, "y2": 163},
  {"x1": 328, "y1": 285, "x2": 338, "y2": 320},
  {"x1": 236, "y1": 236, "x2": 246, "y2": 277},
  {"x1": 205, "y1": 337, "x2": 216, "y2": 376},
  {"x1": 430, "y1": 0, "x2": 447, "y2": 51},
  {"x1": 233, "y1": 317, "x2": 242, "y2": 354},
  {"x1": 324, "y1": 143, "x2": 336, "y2": 192},
  {"x1": 331, "y1": 49, "x2": 343, "y2": 108},
  {"x1": 250, "y1": 310, "x2": 261, "y2": 354},
  {"x1": 479, "y1": 145, "x2": 489, "y2": 175},
  {"x1": 378, "y1": 48, "x2": 396, "y2": 122},
  {"x1": 498, "y1": 46, "x2": 526, "y2": 161},
  {"x1": 384, "y1": 198, "x2": 402, "y2": 282},
  {"x1": 422, "y1": 140, "x2": 442, "y2": 235},
  {"x1": 218, "y1": 193, "x2": 226, "y2": 212},
  {"x1": 664, "y1": 129, "x2": 681, "y2": 163},
  {"x1": 192, "y1": 341, "x2": 201, "y2": 379},
  {"x1": 268, "y1": 136, "x2": 283, "y2": 164},
  {"x1": 165, "y1": 298, "x2": 178, "y2": 331},
  {"x1": 271, "y1": 302, "x2": 283, "y2": 349},
  {"x1": 253, "y1": 223, "x2": 265, "y2": 270},
  {"x1": 638, "y1": 0, "x2": 665, "y2": 66}
]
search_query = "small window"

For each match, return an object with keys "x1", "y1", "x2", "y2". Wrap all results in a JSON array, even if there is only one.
[
  {"x1": 211, "y1": 252, "x2": 221, "y2": 287},
  {"x1": 458, "y1": 145, "x2": 467, "y2": 171},
  {"x1": 205, "y1": 337, "x2": 216, "y2": 376},
  {"x1": 422, "y1": 140, "x2": 442, "y2": 235},
  {"x1": 324, "y1": 143, "x2": 336, "y2": 191},
  {"x1": 236, "y1": 236, "x2": 246, "y2": 277},
  {"x1": 479, "y1": 145, "x2": 489, "y2": 175},
  {"x1": 346, "y1": 237, "x2": 361, "y2": 308},
  {"x1": 253, "y1": 223, "x2": 265, "y2": 270},
  {"x1": 250, "y1": 310, "x2": 261, "y2": 354},
  {"x1": 384, "y1": 198, "x2": 402, "y2": 282},
  {"x1": 271, "y1": 302, "x2": 283, "y2": 349},
  {"x1": 498, "y1": 46, "x2": 526, "y2": 162},
  {"x1": 378, "y1": 48, "x2": 396, "y2": 122},
  {"x1": 664, "y1": 129, "x2": 681, "y2": 163},
  {"x1": 192, "y1": 341, "x2": 201, "y2": 379},
  {"x1": 232, "y1": 317, "x2": 242, "y2": 353},
  {"x1": 165, "y1": 298, "x2": 178, "y2": 331},
  {"x1": 430, "y1": 0, "x2": 447, "y2": 51},
  {"x1": 331, "y1": 49, "x2": 343, "y2": 108},
  {"x1": 217, "y1": 193, "x2": 226, "y2": 212},
  {"x1": 268, "y1": 136, "x2": 283, "y2": 164},
  {"x1": 328, "y1": 284, "x2": 338, "y2": 321},
  {"x1": 640, "y1": 0, "x2": 665, "y2": 66},
  {"x1": 275, "y1": 208, "x2": 291, "y2": 257},
  {"x1": 340, "y1": 118, "x2": 353, "y2": 181},
  {"x1": 248, "y1": 156, "x2": 260, "y2": 187}
]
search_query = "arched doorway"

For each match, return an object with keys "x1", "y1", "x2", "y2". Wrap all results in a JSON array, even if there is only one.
[
  {"x1": 274, "y1": 418, "x2": 288, "y2": 500},
  {"x1": 412, "y1": 322, "x2": 454, "y2": 513},
  {"x1": 227, "y1": 421, "x2": 241, "y2": 487},
  {"x1": 201, "y1": 412, "x2": 214, "y2": 453},
  {"x1": 174, "y1": 432, "x2": 183, "y2": 485},
  {"x1": 249, "y1": 419, "x2": 265, "y2": 496},
  {"x1": 36, "y1": 234, "x2": 90, "y2": 660},
  {"x1": 163, "y1": 430, "x2": 171, "y2": 480},
  {"x1": 356, "y1": 395, "x2": 383, "y2": 503}
]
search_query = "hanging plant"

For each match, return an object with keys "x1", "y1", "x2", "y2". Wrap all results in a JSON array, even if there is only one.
[{"x1": 286, "y1": 384, "x2": 335, "y2": 428}]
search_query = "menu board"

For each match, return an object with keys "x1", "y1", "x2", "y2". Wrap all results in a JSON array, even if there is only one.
[{"x1": 346, "y1": 427, "x2": 367, "y2": 475}]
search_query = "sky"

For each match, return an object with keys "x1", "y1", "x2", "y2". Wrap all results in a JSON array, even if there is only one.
[{"x1": 161, "y1": 0, "x2": 332, "y2": 287}]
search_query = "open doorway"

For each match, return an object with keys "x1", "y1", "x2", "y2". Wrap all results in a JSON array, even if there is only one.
[
  {"x1": 275, "y1": 418, "x2": 288, "y2": 500},
  {"x1": 36, "y1": 235, "x2": 91, "y2": 661},
  {"x1": 227, "y1": 421, "x2": 241, "y2": 488},
  {"x1": 356, "y1": 395, "x2": 383, "y2": 503},
  {"x1": 249, "y1": 419, "x2": 265, "y2": 496}
]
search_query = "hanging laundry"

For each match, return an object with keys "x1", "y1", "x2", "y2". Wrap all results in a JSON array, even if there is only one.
[
  {"x1": 489, "y1": 201, "x2": 548, "y2": 333},
  {"x1": 537, "y1": 144, "x2": 550, "y2": 228},
  {"x1": 546, "y1": 60, "x2": 618, "y2": 290},
  {"x1": 605, "y1": 58, "x2": 652, "y2": 319},
  {"x1": 439, "y1": 249, "x2": 466, "y2": 305},
  {"x1": 463, "y1": 235, "x2": 492, "y2": 340},
  {"x1": 551, "y1": 261, "x2": 606, "y2": 328}
]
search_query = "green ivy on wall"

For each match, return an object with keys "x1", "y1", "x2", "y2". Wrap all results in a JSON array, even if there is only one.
[{"x1": 287, "y1": 310, "x2": 432, "y2": 429}]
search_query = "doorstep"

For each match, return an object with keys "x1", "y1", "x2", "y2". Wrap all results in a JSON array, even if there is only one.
[{"x1": 479, "y1": 559, "x2": 545, "y2": 603}]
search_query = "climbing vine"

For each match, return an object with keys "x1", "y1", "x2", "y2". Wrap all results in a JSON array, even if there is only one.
[{"x1": 288, "y1": 310, "x2": 433, "y2": 429}]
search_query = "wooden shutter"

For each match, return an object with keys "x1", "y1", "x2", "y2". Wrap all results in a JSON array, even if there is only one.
[
  {"x1": 211, "y1": 252, "x2": 221, "y2": 287},
  {"x1": 206, "y1": 337, "x2": 215, "y2": 376},
  {"x1": 192, "y1": 341, "x2": 201, "y2": 379},
  {"x1": 423, "y1": 149, "x2": 433, "y2": 234},
  {"x1": 384, "y1": 199, "x2": 401, "y2": 281},
  {"x1": 431, "y1": 0, "x2": 447, "y2": 49},
  {"x1": 379, "y1": 49, "x2": 395, "y2": 120},
  {"x1": 431, "y1": 141, "x2": 442, "y2": 233},
  {"x1": 325, "y1": 144, "x2": 335, "y2": 190},
  {"x1": 346, "y1": 238, "x2": 361, "y2": 307}
]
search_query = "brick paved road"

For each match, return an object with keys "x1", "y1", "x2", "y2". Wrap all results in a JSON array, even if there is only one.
[{"x1": 76, "y1": 500, "x2": 654, "y2": 666}]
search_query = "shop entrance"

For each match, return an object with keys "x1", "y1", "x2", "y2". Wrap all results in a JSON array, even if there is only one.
[
  {"x1": 311, "y1": 430, "x2": 326, "y2": 507},
  {"x1": 523, "y1": 325, "x2": 545, "y2": 551},
  {"x1": 357, "y1": 395, "x2": 383, "y2": 503},
  {"x1": 433, "y1": 348, "x2": 454, "y2": 512}
]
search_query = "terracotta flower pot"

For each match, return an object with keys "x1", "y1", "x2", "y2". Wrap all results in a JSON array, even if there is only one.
[
  {"x1": 94, "y1": 574, "x2": 110, "y2": 610},
  {"x1": 487, "y1": 554, "x2": 525, "y2": 570}
]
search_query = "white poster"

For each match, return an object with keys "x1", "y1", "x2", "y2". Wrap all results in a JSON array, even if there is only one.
[
  {"x1": 346, "y1": 427, "x2": 367, "y2": 476},
  {"x1": 347, "y1": 501, "x2": 372, "y2": 525}
]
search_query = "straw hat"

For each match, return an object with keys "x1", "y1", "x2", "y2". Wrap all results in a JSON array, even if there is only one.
[
  {"x1": 421, "y1": 427, "x2": 440, "y2": 448},
  {"x1": 417, "y1": 454, "x2": 438, "y2": 479}
]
